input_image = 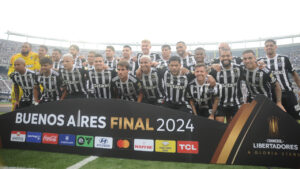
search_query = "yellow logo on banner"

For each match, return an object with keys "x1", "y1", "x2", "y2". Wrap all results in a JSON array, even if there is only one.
[{"x1": 155, "y1": 140, "x2": 176, "y2": 153}]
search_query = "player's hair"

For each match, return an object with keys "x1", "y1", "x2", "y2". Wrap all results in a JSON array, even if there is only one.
[
  {"x1": 265, "y1": 39, "x2": 276, "y2": 45},
  {"x1": 62, "y1": 53, "x2": 73, "y2": 59},
  {"x1": 39, "y1": 45, "x2": 48, "y2": 52},
  {"x1": 23, "y1": 42, "x2": 32, "y2": 48},
  {"x1": 140, "y1": 55, "x2": 152, "y2": 62},
  {"x1": 168, "y1": 56, "x2": 181, "y2": 64},
  {"x1": 53, "y1": 48, "x2": 62, "y2": 54},
  {"x1": 123, "y1": 45, "x2": 132, "y2": 50},
  {"x1": 69, "y1": 44, "x2": 79, "y2": 51},
  {"x1": 106, "y1": 46, "x2": 115, "y2": 52},
  {"x1": 219, "y1": 48, "x2": 232, "y2": 55},
  {"x1": 141, "y1": 39, "x2": 151, "y2": 45},
  {"x1": 161, "y1": 44, "x2": 171, "y2": 50},
  {"x1": 242, "y1": 49, "x2": 255, "y2": 56},
  {"x1": 194, "y1": 63, "x2": 207, "y2": 72},
  {"x1": 176, "y1": 41, "x2": 186, "y2": 46},
  {"x1": 40, "y1": 57, "x2": 53, "y2": 65},
  {"x1": 117, "y1": 60, "x2": 130, "y2": 70},
  {"x1": 95, "y1": 53, "x2": 103, "y2": 58},
  {"x1": 14, "y1": 58, "x2": 26, "y2": 65},
  {"x1": 195, "y1": 47, "x2": 205, "y2": 52},
  {"x1": 88, "y1": 51, "x2": 96, "y2": 56}
]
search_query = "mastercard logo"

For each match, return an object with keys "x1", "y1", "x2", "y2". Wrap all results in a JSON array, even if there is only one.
[{"x1": 117, "y1": 139, "x2": 130, "y2": 148}]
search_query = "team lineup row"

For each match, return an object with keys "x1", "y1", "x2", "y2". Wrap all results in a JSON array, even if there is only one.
[{"x1": 7, "y1": 39, "x2": 300, "y2": 123}]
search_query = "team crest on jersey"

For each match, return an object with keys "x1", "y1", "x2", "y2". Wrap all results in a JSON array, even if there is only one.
[
  {"x1": 138, "y1": 82, "x2": 142, "y2": 88},
  {"x1": 255, "y1": 74, "x2": 260, "y2": 82},
  {"x1": 234, "y1": 68, "x2": 239, "y2": 75}
]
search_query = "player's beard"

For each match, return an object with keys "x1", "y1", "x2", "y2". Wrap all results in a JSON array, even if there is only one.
[
  {"x1": 21, "y1": 51, "x2": 29, "y2": 56},
  {"x1": 221, "y1": 59, "x2": 231, "y2": 68}
]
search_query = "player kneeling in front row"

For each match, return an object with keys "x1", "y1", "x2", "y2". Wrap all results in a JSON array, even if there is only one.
[
  {"x1": 33, "y1": 57, "x2": 62, "y2": 105},
  {"x1": 187, "y1": 64, "x2": 221, "y2": 120},
  {"x1": 9, "y1": 58, "x2": 36, "y2": 110}
]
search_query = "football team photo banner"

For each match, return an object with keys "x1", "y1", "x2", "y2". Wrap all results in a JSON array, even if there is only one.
[{"x1": 0, "y1": 95, "x2": 299, "y2": 168}]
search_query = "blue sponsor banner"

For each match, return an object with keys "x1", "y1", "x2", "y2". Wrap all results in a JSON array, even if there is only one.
[
  {"x1": 26, "y1": 131, "x2": 42, "y2": 143},
  {"x1": 59, "y1": 134, "x2": 75, "y2": 146}
]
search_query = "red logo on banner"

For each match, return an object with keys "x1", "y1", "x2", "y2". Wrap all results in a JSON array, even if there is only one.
[
  {"x1": 42, "y1": 133, "x2": 58, "y2": 144},
  {"x1": 177, "y1": 141, "x2": 198, "y2": 154},
  {"x1": 117, "y1": 139, "x2": 130, "y2": 149}
]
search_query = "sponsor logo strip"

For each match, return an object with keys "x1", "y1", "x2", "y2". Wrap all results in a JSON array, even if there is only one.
[
  {"x1": 42, "y1": 133, "x2": 58, "y2": 144},
  {"x1": 177, "y1": 141, "x2": 198, "y2": 154},
  {"x1": 117, "y1": 139, "x2": 131, "y2": 149},
  {"x1": 134, "y1": 139, "x2": 154, "y2": 152},
  {"x1": 59, "y1": 134, "x2": 76, "y2": 146},
  {"x1": 76, "y1": 135, "x2": 94, "y2": 148},
  {"x1": 155, "y1": 140, "x2": 176, "y2": 153},
  {"x1": 10, "y1": 131, "x2": 26, "y2": 142},
  {"x1": 26, "y1": 131, "x2": 42, "y2": 143},
  {"x1": 94, "y1": 136, "x2": 113, "y2": 149}
]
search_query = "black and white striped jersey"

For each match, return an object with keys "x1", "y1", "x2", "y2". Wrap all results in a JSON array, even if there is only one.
[
  {"x1": 105, "y1": 59, "x2": 118, "y2": 70},
  {"x1": 87, "y1": 69, "x2": 116, "y2": 99},
  {"x1": 187, "y1": 79, "x2": 222, "y2": 108},
  {"x1": 180, "y1": 55, "x2": 196, "y2": 69},
  {"x1": 85, "y1": 64, "x2": 94, "y2": 71},
  {"x1": 258, "y1": 54, "x2": 295, "y2": 92},
  {"x1": 59, "y1": 67, "x2": 87, "y2": 95},
  {"x1": 53, "y1": 60, "x2": 63, "y2": 70},
  {"x1": 244, "y1": 67, "x2": 276, "y2": 101},
  {"x1": 157, "y1": 59, "x2": 168, "y2": 68},
  {"x1": 128, "y1": 59, "x2": 138, "y2": 75},
  {"x1": 35, "y1": 70, "x2": 62, "y2": 102},
  {"x1": 137, "y1": 52, "x2": 161, "y2": 64},
  {"x1": 161, "y1": 70, "x2": 192, "y2": 105},
  {"x1": 74, "y1": 57, "x2": 83, "y2": 69},
  {"x1": 111, "y1": 74, "x2": 142, "y2": 102},
  {"x1": 210, "y1": 64, "x2": 243, "y2": 107},
  {"x1": 140, "y1": 68, "x2": 164, "y2": 101},
  {"x1": 10, "y1": 69, "x2": 36, "y2": 102}
]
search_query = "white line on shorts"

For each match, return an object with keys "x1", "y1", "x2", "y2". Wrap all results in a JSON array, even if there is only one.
[{"x1": 66, "y1": 156, "x2": 98, "y2": 169}]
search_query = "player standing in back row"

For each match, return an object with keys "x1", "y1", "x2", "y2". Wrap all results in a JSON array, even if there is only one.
[{"x1": 258, "y1": 39, "x2": 300, "y2": 119}]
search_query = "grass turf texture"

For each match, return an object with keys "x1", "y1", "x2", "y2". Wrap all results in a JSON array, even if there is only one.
[
  {"x1": 0, "y1": 148, "x2": 86, "y2": 169},
  {"x1": 0, "y1": 149, "x2": 291, "y2": 169}
]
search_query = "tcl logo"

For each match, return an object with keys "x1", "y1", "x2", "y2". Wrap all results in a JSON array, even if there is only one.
[
  {"x1": 177, "y1": 141, "x2": 198, "y2": 154},
  {"x1": 42, "y1": 133, "x2": 58, "y2": 144}
]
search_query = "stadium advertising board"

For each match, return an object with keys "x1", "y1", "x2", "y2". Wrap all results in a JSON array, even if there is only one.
[{"x1": 0, "y1": 96, "x2": 299, "y2": 168}]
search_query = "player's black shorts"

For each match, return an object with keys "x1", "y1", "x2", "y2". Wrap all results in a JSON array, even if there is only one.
[
  {"x1": 162, "y1": 102, "x2": 191, "y2": 113},
  {"x1": 65, "y1": 92, "x2": 87, "y2": 99},
  {"x1": 215, "y1": 105, "x2": 239, "y2": 117},
  {"x1": 196, "y1": 107, "x2": 210, "y2": 118},
  {"x1": 16, "y1": 100, "x2": 32, "y2": 110},
  {"x1": 281, "y1": 91, "x2": 300, "y2": 119},
  {"x1": 142, "y1": 98, "x2": 163, "y2": 105}
]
